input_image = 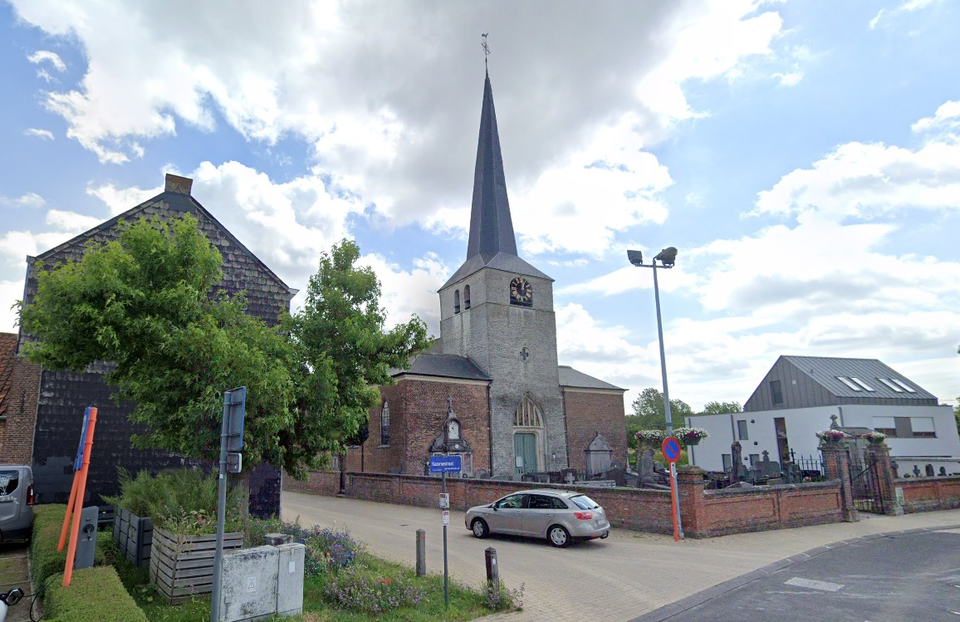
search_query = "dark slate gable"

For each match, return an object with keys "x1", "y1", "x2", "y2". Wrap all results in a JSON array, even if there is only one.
[
  {"x1": 20, "y1": 174, "x2": 291, "y2": 513},
  {"x1": 20, "y1": 175, "x2": 293, "y2": 354},
  {"x1": 558, "y1": 365, "x2": 625, "y2": 392},
  {"x1": 391, "y1": 354, "x2": 490, "y2": 382}
]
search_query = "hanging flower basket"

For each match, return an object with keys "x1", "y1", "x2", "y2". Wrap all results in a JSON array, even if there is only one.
[
  {"x1": 674, "y1": 427, "x2": 709, "y2": 447},
  {"x1": 861, "y1": 431, "x2": 886, "y2": 445},
  {"x1": 816, "y1": 429, "x2": 849, "y2": 444},
  {"x1": 634, "y1": 429, "x2": 667, "y2": 447}
]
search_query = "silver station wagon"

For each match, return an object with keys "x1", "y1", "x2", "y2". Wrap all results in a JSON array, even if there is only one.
[{"x1": 465, "y1": 489, "x2": 611, "y2": 548}]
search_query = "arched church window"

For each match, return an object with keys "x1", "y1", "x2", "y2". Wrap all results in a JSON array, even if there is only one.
[
  {"x1": 380, "y1": 402, "x2": 390, "y2": 446},
  {"x1": 464, "y1": 285, "x2": 471, "y2": 310},
  {"x1": 513, "y1": 396, "x2": 544, "y2": 428},
  {"x1": 454, "y1": 290, "x2": 461, "y2": 314}
]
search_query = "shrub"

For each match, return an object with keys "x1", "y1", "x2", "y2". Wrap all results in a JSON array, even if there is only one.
[
  {"x1": 44, "y1": 566, "x2": 148, "y2": 622},
  {"x1": 484, "y1": 579, "x2": 524, "y2": 611},
  {"x1": 324, "y1": 564, "x2": 425, "y2": 614},
  {"x1": 248, "y1": 517, "x2": 361, "y2": 576},
  {"x1": 103, "y1": 468, "x2": 244, "y2": 534},
  {"x1": 634, "y1": 429, "x2": 667, "y2": 446}
]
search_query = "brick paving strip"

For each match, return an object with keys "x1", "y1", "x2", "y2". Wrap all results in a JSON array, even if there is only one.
[
  {"x1": 0, "y1": 543, "x2": 33, "y2": 622},
  {"x1": 281, "y1": 491, "x2": 960, "y2": 622}
]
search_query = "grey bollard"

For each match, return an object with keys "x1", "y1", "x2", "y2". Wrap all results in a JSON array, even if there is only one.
[
  {"x1": 485, "y1": 547, "x2": 499, "y2": 600},
  {"x1": 416, "y1": 529, "x2": 426, "y2": 576}
]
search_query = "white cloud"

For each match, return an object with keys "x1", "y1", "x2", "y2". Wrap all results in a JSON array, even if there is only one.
[
  {"x1": 8, "y1": 0, "x2": 787, "y2": 251},
  {"x1": 752, "y1": 140, "x2": 960, "y2": 222},
  {"x1": 87, "y1": 182, "x2": 160, "y2": 216},
  {"x1": 24, "y1": 128, "x2": 54, "y2": 140},
  {"x1": 911, "y1": 100, "x2": 960, "y2": 134},
  {"x1": 361, "y1": 252, "x2": 450, "y2": 333},
  {"x1": 27, "y1": 50, "x2": 66, "y2": 72},
  {"x1": 0, "y1": 280, "x2": 23, "y2": 334},
  {"x1": 0, "y1": 193, "x2": 46, "y2": 209},
  {"x1": 869, "y1": 0, "x2": 943, "y2": 29}
]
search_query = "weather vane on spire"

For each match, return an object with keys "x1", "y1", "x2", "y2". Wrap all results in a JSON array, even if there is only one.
[{"x1": 481, "y1": 33, "x2": 490, "y2": 69}]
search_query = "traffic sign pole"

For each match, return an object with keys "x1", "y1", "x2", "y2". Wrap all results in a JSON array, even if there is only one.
[{"x1": 661, "y1": 436, "x2": 685, "y2": 542}]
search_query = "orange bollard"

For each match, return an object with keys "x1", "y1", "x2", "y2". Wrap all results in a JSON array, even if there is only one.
[
  {"x1": 63, "y1": 407, "x2": 97, "y2": 586},
  {"x1": 58, "y1": 475, "x2": 80, "y2": 551}
]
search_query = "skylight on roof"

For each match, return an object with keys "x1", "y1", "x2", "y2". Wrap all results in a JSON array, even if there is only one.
[
  {"x1": 850, "y1": 377, "x2": 875, "y2": 391},
  {"x1": 837, "y1": 377, "x2": 863, "y2": 391},
  {"x1": 890, "y1": 378, "x2": 917, "y2": 393},
  {"x1": 877, "y1": 378, "x2": 904, "y2": 393}
]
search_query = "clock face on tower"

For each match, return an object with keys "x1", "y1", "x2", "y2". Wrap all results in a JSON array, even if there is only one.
[{"x1": 509, "y1": 277, "x2": 533, "y2": 307}]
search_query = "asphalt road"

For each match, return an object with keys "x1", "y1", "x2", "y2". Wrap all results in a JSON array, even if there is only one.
[{"x1": 645, "y1": 528, "x2": 960, "y2": 622}]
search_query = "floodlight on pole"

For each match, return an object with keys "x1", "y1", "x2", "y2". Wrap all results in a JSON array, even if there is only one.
[{"x1": 627, "y1": 246, "x2": 683, "y2": 540}]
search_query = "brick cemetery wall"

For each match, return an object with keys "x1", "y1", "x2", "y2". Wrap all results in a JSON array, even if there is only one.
[{"x1": 895, "y1": 476, "x2": 960, "y2": 513}]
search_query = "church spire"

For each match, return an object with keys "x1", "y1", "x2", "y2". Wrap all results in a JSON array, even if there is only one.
[{"x1": 466, "y1": 56, "x2": 518, "y2": 259}]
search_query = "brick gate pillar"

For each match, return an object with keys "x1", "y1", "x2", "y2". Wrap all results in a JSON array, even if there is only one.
[
  {"x1": 864, "y1": 443, "x2": 903, "y2": 516},
  {"x1": 820, "y1": 443, "x2": 859, "y2": 522},
  {"x1": 677, "y1": 465, "x2": 706, "y2": 537}
]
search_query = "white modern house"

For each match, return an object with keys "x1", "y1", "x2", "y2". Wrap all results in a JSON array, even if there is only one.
[{"x1": 687, "y1": 356, "x2": 960, "y2": 477}]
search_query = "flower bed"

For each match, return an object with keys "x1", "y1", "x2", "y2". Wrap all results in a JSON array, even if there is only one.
[
  {"x1": 816, "y1": 429, "x2": 849, "y2": 443},
  {"x1": 673, "y1": 427, "x2": 709, "y2": 446},
  {"x1": 634, "y1": 429, "x2": 667, "y2": 446},
  {"x1": 861, "y1": 431, "x2": 886, "y2": 445}
]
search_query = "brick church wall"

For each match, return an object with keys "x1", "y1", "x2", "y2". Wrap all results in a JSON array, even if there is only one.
[
  {"x1": 562, "y1": 389, "x2": 627, "y2": 476},
  {"x1": 348, "y1": 378, "x2": 490, "y2": 476}
]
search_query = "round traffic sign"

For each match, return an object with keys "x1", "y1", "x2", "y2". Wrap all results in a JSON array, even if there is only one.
[{"x1": 661, "y1": 436, "x2": 681, "y2": 463}]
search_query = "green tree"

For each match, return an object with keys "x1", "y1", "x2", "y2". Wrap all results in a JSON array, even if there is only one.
[
  {"x1": 18, "y1": 217, "x2": 428, "y2": 477},
  {"x1": 629, "y1": 387, "x2": 694, "y2": 431},
  {"x1": 284, "y1": 239, "x2": 429, "y2": 470},
  {"x1": 700, "y1": 400, "x2": 742, "y2": 415}
]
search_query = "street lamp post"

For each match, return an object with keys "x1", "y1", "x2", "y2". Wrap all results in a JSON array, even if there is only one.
[{"x1": 627, "y1": 246, "x2": 683, "y2": 540}]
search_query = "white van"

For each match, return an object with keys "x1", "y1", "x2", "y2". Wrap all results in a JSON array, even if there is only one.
[{"x1": 0, "y1": 465, "x2": 34, "y2": 542}]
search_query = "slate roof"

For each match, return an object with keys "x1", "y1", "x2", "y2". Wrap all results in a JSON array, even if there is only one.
[
  {"x1": 558, "y1": 365, "x2": 625, "y2": 392},
  {"x1": 20, "y1": 175, "x2": 295, "y2": 338},
  {"x1": 441, "y1": 70, "x2": 553, "y2": 288},
  {"x1": 0, "y1": 333, "x2": 16, "y2": 417},
  {"x1": 391, "y1": 354, "x2": 491, "y2": 382},
  {"x1": 781, "y1": 355, "x2": 937, "y2": 401}
]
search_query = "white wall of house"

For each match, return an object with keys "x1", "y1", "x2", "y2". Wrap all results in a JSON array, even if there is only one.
[{"x1": 686, "y1": 404, "x2": 960, "y2": 475}]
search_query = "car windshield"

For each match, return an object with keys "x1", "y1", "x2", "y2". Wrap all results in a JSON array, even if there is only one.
[{"x1": 570, "y1": 494, "x2": 599, "y2": 510}]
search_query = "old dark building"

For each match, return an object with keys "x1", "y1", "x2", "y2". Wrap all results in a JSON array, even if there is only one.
[{"x1": 14, "y1": 174, "x2": 295, "y2": 515}]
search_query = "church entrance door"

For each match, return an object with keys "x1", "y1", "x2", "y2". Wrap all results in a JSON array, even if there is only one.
[{"x1": 514, "y1": 433, "x2": 538, "y2": 476}]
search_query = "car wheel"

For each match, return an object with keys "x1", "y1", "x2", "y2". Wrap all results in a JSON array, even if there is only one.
[
  {"x1": 471, "y1": 518, "x2": 490, "y2": 539},
  {"x1": 548, "y1": 525, "x2": 570, "y2": 548}
]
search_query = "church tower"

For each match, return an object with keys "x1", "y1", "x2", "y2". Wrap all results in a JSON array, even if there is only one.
[{"x1": 438, "y1": 69, "x2": 567, "y2": 477}]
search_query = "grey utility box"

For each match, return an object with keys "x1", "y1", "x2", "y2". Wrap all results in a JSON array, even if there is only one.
[
  {"x1": 219, "y1": 543, "x2": 305, "y2": 622},
  {"x1": 276, "y1": 542, "x2": 305, "y2": 617},
  {"x1": 74, "y1": 505, "x2": 99, "y2": 570}
]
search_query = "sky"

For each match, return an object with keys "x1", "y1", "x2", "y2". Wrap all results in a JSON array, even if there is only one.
[{"x1": 1, "y1": 0, "x2": 959, "y2": 412}]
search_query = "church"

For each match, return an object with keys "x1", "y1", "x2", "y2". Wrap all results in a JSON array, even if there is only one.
[{"x1": 347, "y1": 69, "x2": 628, "y2": 479}]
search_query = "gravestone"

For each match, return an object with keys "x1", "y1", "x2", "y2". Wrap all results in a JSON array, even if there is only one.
[
  {"x1": 755, "y1": 450, "x2": 781, "y2": 480},
  {"x1": 729, "y1": 441, "x2": 746, "y2": 484}
]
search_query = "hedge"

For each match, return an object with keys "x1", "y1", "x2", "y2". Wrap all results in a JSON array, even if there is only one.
[
  {"x1": 30, "y1": 504, "x2": 143, "y2": 622},
  {"x1": 43, "y1": 566, "x2": 148, "y2": 622}
]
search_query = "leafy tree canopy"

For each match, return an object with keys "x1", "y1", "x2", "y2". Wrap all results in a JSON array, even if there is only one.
[
  {"x1": 626, "y1": 387, "x2": 694, "y2": 446},
  {"x1": 701, "y1": 400, "x2": 742, "y2": 414},
  {"x1": 19, "y1": 216, "x2": 428, "y2": 477}
]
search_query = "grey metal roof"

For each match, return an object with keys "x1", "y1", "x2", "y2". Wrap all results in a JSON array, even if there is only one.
[
  {"x1": 391, "y1": 354, "x2": 490, "y2": 381},
  {"x1": 781, "y1": 355, "x2": 937, "y2": 401},
  {"x1": 467, "y1": 70, "x2": 517, "y2": 260},
  {"x1": 558, "y1": 365, "x2": 625, "y2": 392}
]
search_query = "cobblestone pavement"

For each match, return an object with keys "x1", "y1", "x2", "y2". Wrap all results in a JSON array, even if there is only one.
[{"x1": 281, "y1": 491, "x2": 960, "y2": 621}]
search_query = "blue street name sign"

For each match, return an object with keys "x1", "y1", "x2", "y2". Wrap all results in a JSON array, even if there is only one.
[{"x1": 430, "y1": 455, "x2": 462, "y2": 473}]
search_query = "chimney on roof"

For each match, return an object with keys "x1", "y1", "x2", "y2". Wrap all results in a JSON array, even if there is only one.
[{"x1": 164, "y1": 173, "x2": 193, "y2": 195}]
